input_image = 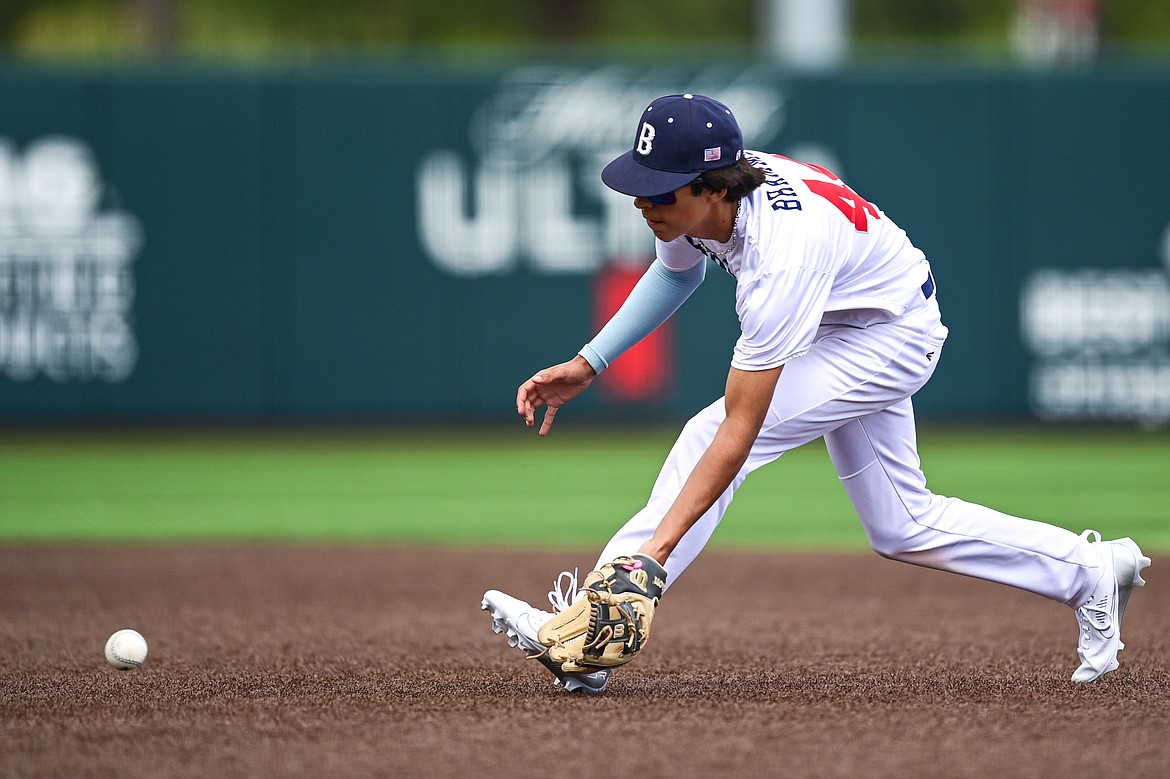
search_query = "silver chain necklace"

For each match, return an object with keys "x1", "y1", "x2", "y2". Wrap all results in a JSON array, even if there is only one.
[{"x1": 695, "y1": 199, "x2": 742, "y2": 259}]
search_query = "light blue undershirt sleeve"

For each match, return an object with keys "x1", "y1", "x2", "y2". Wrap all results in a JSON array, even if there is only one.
[{"x1": 578, "y1": 258, "x2": 706, "y2": 374}]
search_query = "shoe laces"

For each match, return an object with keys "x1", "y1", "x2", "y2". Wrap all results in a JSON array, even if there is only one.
[
  {"x1": 547, "y1": 569, "x2": 580, "y2": 613},
  {"x1": 1077, "y1": 596, "x2": 1115, "y2": 640}
]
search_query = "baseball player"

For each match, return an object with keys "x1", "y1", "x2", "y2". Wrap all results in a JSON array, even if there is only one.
[{"x1": 482, "y1": 93, "x2": 1150, "y2": 693}]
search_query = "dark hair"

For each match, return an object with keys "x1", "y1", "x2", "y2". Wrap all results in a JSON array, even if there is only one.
[{"x1": 691, "y1": 157, "x2": 766, "y2": 200}]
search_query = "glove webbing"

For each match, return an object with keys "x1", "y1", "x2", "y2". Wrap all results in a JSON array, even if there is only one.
[{"x1": 583, "y1": 599, "x2": 642, "y2": 660}]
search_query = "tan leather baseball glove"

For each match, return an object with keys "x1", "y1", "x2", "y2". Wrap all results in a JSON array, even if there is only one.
[{"x1": 537, "y1": 554, "x2": 668, "y2": 672}]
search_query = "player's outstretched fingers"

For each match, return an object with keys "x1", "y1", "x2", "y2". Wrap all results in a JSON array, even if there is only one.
[
  {"x1": 539, "y1": 404, "x2": 559, "y2": 436},
  {"x1": 517, "y1": 375, "x2": 544, "y2": 427}
]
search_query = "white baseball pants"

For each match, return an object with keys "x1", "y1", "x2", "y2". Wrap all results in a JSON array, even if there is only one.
[{"x1": 596, "y1": 294, "x2": 1105, "y2": 607}]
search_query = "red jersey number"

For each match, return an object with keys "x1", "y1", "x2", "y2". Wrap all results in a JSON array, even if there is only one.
[
  {"x1": 774, "y1": 154, "x2": 879, "y2": 232},
  {"x1": 804, "y1": 178, "x2": 879, "y2": 232}
]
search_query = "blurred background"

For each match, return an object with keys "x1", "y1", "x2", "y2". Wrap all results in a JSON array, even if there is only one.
[
  {"x1": 1, "y1": 0, "x2": 1169, "y2": 428},
  {"x1": 3, "y1": 0, "x2": 1170, "y2": 64}
]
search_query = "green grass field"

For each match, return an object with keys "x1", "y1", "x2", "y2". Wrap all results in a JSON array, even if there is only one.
[{"x1": 1, "y1": 425, "x2": 1167, "y2": 550}]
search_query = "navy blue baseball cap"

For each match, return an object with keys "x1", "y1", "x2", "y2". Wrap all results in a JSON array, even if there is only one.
[{"x1": 602, "y1": 93, "x2": 744, "y2": 198}]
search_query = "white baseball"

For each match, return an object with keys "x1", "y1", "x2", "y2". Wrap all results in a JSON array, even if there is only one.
[{"x1": 104, "y1": 629, "x2": 148, "y2": 670}]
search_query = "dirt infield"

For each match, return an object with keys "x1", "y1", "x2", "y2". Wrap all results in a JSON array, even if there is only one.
[{"x1": 1, "y1": 545, "x2": 1167, "y2": 778}]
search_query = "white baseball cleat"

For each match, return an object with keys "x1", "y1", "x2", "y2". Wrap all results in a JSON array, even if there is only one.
[
  {"x1": 482, "y1": 572, "x2": 612, "y2": 694},
  {"x1": 1071, "y1": 531, "x2": 1151, "y2": 684}
]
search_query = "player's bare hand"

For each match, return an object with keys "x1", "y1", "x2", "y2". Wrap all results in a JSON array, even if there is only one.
[{"x1": 516, "y1": 355, "x2": 596, "y2": 436}]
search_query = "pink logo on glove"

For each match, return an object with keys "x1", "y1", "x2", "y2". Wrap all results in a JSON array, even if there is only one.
[{"x1": 621, "y1": 560, "x2": 643, "y2": 572}]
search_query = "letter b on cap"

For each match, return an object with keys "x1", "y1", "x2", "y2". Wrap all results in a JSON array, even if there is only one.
[{"x1": 636, "y1": 122, "x2": 655, "y2": 156}]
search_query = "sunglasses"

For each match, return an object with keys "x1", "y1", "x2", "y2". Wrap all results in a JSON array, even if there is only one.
[
  {"x1": 646, "y1": 191, "x2": 678, "y2": 205},
  {"x1": 644, "y1": 178, "x2": 705, "y2": 206}
]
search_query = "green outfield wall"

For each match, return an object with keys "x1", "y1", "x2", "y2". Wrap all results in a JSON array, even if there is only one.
[{"x1": 1, "y1": 65, "x2": 1167, "y2": 425}]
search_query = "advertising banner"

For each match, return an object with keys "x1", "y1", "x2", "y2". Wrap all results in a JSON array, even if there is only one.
[{"x1": 1, "y1": 66, "x2": 1166, "y2": 426}]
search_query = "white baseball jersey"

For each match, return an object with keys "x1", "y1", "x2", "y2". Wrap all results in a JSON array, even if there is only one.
[
  {"x1": 657, "y1": 151, "x2": 932, "y2": 371},
  {"x1": 595, "y1": 151, "x2": 1106, "y2": 616}
]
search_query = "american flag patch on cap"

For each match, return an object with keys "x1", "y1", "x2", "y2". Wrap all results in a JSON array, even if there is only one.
[{"x1": 704, "y1": 147, "x2": 722, "y2": 162}]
